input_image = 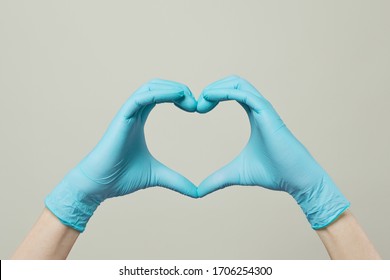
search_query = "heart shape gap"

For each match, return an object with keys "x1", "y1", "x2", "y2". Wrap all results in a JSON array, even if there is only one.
[{"x1": 145, "y1": 101, "x2": 250, "y2": 185}]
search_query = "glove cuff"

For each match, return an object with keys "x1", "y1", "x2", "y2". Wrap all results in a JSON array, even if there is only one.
[
  {"x1": 45, "y1": 177, "x2": 101, "y2": 232},
  {"x1": 293, "y1": 175, "x2": 350, "y2": 230}
]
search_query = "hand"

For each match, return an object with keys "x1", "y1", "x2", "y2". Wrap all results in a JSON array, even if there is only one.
[
  {"x1": 197, "y1": 76, "x2": 350, "y2": 229},
  {"x1": 45, "y1": 79, "x2": 198, "y2": 232}
]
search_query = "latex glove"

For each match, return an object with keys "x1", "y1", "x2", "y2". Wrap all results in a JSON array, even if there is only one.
[
  {"x1": 197, "y1": 76, "x2": 350, "y2": 229},
  {"x1": 45, "y1": 79, "x2": 198, "y2": 232}
]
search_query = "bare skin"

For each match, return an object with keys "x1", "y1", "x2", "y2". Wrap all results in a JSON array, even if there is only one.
[
  {"x1": 316, "y1": 210, "x2": 381, "y2": 259},
  {"x1": 11, "y1": 208, "x2": 381, "y2": 259},
  {"x1": 11, "y1": 208, "x2": 79, "y2": 260}
]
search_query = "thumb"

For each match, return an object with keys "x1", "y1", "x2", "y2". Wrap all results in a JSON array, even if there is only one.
[
  {"x1": 154, "y1": 163, "x2": 198, "y2": 198},
  {"x1": 197, "y1": 161, "x2": 241, "y2": 198}
]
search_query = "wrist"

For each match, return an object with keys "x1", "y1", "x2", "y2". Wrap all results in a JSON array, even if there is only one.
[
  {"x1": 45, "y1": 169, "x2": 102, "y2": 232},
  {"x1": 293, "y1": 175, "x2": 350, "y2": 229},
  {"x1": 316, "y1": 210, "x2": 381, "y2": 259}
]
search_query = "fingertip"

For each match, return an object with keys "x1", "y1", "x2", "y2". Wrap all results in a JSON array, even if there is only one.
[
  {"x1": 196, "y1": 184, "x2": 220, "y2": 198},
  {"x1": 197, "y1": 177, "x2": 222, "y2": 198},
  {"x1": 187, "y1": 186, "x2": 199, "y2": 199},
  {"x1": 196, "y1": 186, "x2": 209, "y2": 198},
  {"x1": 155, "y1": 164, "x2": 199, "y2": 198},
  {"x1": 196, "y1": 94, "x2": 218, "y2": 113},
  {"x1": 197, "y1": 163, "x2": 240, "y2": 197},
  {"x1": 195, "y1": 187, "x2": 200, "y2": 199},
  {"x1": 174, "y1": 182, "x2": 198, "y2": 198},
  {"x1": 177, "y1": 177, "x2": 199, "y2": 198},
  {"x1": 174, "y1": 94, "x2": 197, "y2": 112}
]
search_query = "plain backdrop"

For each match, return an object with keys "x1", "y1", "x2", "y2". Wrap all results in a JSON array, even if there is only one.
[{"x1": 1, "y1": 0, "x2": 389, "y2": 259}]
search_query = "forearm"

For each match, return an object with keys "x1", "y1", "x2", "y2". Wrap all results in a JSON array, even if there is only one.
[
  {"x1": 11, "y1": 208, "x2": 80, "y2": 260},
  {"x1": 316, "y1": 210, "x2": 381, "y2": 260}
]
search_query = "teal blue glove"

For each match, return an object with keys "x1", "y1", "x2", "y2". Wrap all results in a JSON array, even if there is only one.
[
  {"x1": 45, "y1": 79, "x2": 198, "y2": 232},
  {"x1": 197, "y1": 76, "x2": 350, "y2": 229}
]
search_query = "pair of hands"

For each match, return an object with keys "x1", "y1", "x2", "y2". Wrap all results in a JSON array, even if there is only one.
[{"x1": 45, "y1": 76, "x2": 349, "y2": 232}]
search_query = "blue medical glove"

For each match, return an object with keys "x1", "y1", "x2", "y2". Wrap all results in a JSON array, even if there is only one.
[
  {"x1": 197, "y1": 76, "x2": 350, "y2": 229},
  {"x1": 45, "y1": 79, "x2": 198, "y2": 232}
]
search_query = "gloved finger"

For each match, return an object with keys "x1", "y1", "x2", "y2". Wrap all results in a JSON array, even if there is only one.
[
  {"x1": 139, "y1": 103, "x2": 156, "y2": 122},
  {"x1": 210, "y1": 77, "x2": 264, "y2": 98},
  {"x1": 142, "y1": 82, "x2": 196, "y2": 113},
  {"x1": 154, "y1": 164, "x2": 198, "y2": 198},
  {"x1": 201, "y1": 88, "x2": 270, "y2": 113},
  {"x1": 196, "y1": 93, "x2": 218, "y2": 114},
  {"x1": 197, "y1": 89, "x2": 251, "y2": 114},
  {"x1": 197, "y1": 162, "x2": 241, "y2": 198},
  {"x1": 147, "y1": 79, "x2": 197, "y2": 112},
  {"x1": 198, "y1": 76, "x2": 268, "y2": 113},
  {"x1": 197, "y1": 76, "x2": 239, "y2": 113},
  {"x1": 123, "y1": 89, "x2": 185, "y2": 119},
  {"x1": 173, "y1": 94, "x2": 197, "y2": 112}
]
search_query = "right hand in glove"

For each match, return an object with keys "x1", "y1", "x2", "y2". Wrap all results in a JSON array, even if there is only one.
[{"x1": 45, "y1": 79, "x2": 198, "y2": 232}]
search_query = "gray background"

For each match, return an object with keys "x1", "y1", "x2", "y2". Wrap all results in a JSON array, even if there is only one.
[{"x1": 1, "y1": 0, "x2": 389, "y2": 259}]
